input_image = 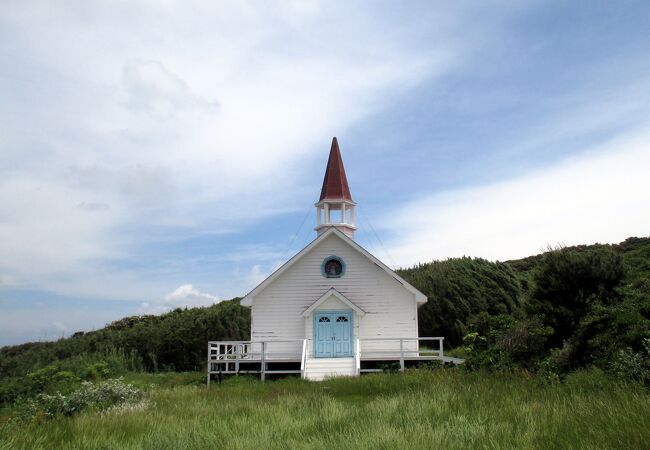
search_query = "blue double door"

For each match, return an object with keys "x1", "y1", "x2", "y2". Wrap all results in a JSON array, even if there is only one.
[{"x1": 313, "y1": 311, "x2": 353, "y2": 357}]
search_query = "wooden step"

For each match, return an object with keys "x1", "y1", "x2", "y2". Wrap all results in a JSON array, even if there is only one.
[{"x1": 304, "y1": 357, "x2": 356, "y2": 381}]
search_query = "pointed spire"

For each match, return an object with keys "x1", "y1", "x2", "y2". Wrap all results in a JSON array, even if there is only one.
[
  {"x1": 315, "y1": 137, "x2": 356, "y2": 239},
  {"x1": 319, "y1": 137, "x2": 353, "y2": 201}
]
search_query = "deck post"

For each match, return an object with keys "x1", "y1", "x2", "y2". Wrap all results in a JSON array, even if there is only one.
[
  {"x1": 355, "y1": 338, "x2": 361, "y2": 375},
  {"x1": 235, "y1": 344, "x2": 240, "y2": 374},
  {"x1": 300, "y1": 339, "x2": 307, "y2": 379},
  {"x1": 399, "y1": 338, "x2": 405, "y2": 372},
  {"x1": 206, "y1": 343, "x2": 211, "y2": 387},
  {"x1": 261, "y1": 341, "x2": 266, "y2": 382},
  {"x1": 440, "y1": 338, "x2": 444, "y2": 358}
]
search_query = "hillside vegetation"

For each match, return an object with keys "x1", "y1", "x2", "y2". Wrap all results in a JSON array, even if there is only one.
[
  {"x1": 398, "y1": 236, "x2": 650, "y2": 378},
  {"x1": 0, "y1": 300, "x2": 249, "y2": 406},
  {"x1": 1, "y1": 236, "x2": 649, "y2": 413}
]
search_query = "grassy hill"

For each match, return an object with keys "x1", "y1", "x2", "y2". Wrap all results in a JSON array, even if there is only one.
[
  {"x1": 1, "y1": 236, "x2": 649, "y2": 412},
  {"x1": 2, "y1": 370, "x2": 649, "y2": 449}
]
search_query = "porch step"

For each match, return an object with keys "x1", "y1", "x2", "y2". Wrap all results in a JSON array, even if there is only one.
[{"x1": 304, "y1": 357, "x2": 356, "y2": 381}]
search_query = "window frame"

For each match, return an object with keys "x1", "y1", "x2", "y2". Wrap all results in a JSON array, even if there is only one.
[{"x1": 321, "y1": 255, "x2": 346, "y2": 278}]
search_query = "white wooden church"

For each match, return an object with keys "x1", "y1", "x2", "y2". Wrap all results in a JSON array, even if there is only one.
[{"x1": 208, "y1": 138, "x2": 450, "y2": 382}]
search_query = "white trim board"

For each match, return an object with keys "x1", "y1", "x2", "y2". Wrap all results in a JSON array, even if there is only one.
[{"x1": 302, "y1": 288, "x2": 366, "y2": 317}]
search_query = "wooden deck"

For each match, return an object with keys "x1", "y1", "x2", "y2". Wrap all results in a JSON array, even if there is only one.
[{"x1": 207, "y1": 337, "x2": 464, "y2": 383}]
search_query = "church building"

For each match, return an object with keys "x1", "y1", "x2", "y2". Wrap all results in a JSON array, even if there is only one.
[{"x1": 208, "y1": 138, "x2": 445, "y2": 381}]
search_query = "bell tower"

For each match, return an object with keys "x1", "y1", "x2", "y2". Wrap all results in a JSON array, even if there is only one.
[{"x1": 315, "y1": 137, "x2": 357, "y2": 239}]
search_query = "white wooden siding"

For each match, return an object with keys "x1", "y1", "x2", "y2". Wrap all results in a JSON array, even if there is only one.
[
  {"x1": 250, "y1": 233, "x2": 419, "y2": 354},
  {"x1": 314, "y1": 294, "x2": 349, "y2": 310}
]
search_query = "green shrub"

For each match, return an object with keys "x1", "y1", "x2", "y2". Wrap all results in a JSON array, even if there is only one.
[
  {"x1": 609, "y1": 338, "x2": 650, "y2": 386},
  {"x1": 535, "y1": 354, "x2": 561, "y2": 384},
  {"x1": 26, "y1": 365, "x2": 80, "y2": 396},
  {"x1": 83, "y1": 362, "x2": 111, "y2": 381},
  {"x1": 463, "y1": 314, "x2": 553, "y2": 370},
  {"x1": 16, "y1": 378, "x2": 144, "y2": 421}
]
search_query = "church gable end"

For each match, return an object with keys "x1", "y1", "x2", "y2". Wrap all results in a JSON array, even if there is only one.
[{"x1": 241, "y1": 228, "x2": 425, "y2": 307}]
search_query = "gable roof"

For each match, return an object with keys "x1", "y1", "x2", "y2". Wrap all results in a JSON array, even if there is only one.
[
  {"x1": 302, "y1": 288, "x2": 366, "y2": 317},
  {"x1": 240, "y1": 227, "x2": 427, "y2": 306},
  {"x1": 319, "y1": 137, "x2": 353, "y2": 201}
]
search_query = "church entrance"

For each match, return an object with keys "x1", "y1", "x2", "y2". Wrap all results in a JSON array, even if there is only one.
[{"x1": 313, "y1": 311, "x2": 353, "y2": 357}]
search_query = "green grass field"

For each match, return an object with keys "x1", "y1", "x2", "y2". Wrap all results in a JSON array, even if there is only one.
[{"x1": 2, "y1": 369, "x2": 649, "y2": 450}]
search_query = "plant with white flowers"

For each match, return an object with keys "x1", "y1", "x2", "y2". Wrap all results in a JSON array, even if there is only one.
[{"x1": 20, "y1": 377, "x2": 145, "y2": 421}]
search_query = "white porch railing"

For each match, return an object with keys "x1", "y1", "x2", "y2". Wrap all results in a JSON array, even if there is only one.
[
  {"x1": 357, "y1": 337, "x2": 445, "y2": 372},
  {"x1": 207, "y1": 339, "x2": 305, "y2": 385},
  {"x1": 207, "y1": 340, "x2": 305, "y2": 361},
  {"x1": 207, "y1": 336, "x2": 450, "y2": 383}
]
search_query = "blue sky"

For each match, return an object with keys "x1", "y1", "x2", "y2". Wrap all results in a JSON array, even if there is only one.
[{"x1": 1, "y1": 1, "x2": 649, "y2": 345}]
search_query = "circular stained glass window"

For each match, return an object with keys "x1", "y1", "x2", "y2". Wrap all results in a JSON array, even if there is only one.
[{"x1": 322, "y1": 256, "x2": 345, "y2": 278}]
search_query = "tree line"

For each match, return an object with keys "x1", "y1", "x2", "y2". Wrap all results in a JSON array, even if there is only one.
[{"x1": 398, "y1": 236, "x2": 650, "y2": 382}]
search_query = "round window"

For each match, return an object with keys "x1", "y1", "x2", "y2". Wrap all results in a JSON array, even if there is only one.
[{"x1": 322, "y1": 256, "x2": 345, "y2": 278}]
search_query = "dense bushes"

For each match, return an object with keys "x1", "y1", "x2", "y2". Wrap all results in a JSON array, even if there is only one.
[
  {"x1": 0, "y1": 299, "x2": 249, "y2": 409},
  {"x1": 400, "y1": 237, "x2": 650, "y2": 380},
  {"x1": 1, "y1": 299, "x2": 249, "y2": 379},
  {"x1": 525, "y1": 246, "x2": 626, "y2": 348},
  {"x1": 462, "y1": 243, "x2": 650, "y2": 380},
  {"x1": 462, "y1": 314, "x2": 553, "y2": 371},
  {"x1": 399, "y1": 257, "x2": 521, "y2": 346},
  {"x1": 0, "y1": 349, "x2": 137, "y2": 406}
]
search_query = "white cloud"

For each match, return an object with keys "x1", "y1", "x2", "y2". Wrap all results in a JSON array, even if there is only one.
[
  {"x1": 139, "y1": 284, "x2": 220, "y2": 315},
  {"x1": 386, "y1": 130, "x2": 650, "y2": 265},
  {"x1": 0, "y1": 176, "x2": 123, "y2": 277},
  {"x1": 123, "y1": 60, "x2": 219, "y2": 118},
  {"x1": 0, "y1": 0, "x2": 470, "y2": 297}
]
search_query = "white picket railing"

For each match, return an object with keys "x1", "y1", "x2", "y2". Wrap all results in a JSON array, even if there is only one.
[
  {"x1": 207, "y1": 336, "x2": 449, "y2": 383},
  {"x1": 207, "y1": 339, "x2": 305, "y2": 385},
  {"x1": 357, "y1": 337, "x2": 445, "y2": 372}
]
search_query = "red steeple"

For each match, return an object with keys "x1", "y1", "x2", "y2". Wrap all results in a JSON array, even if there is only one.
[{"x1": 319, "y1": 137, "x2": 352, "y2": 201}]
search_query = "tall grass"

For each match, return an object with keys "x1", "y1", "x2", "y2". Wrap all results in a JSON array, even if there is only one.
[{"x1": 2, "y1": 369, "x2": 649, "y2": 449}]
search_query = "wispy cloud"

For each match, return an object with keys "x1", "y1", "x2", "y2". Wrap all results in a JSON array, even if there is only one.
[
  {"x1": 123, "y1": 60, "x2": 219, "y2": 118},
  {"x1": 385, "y1": 129, "x2": 650, "y2": 265},
  {"x1": 0, "y1": 0, "x2": 466, "y2": 298}
]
